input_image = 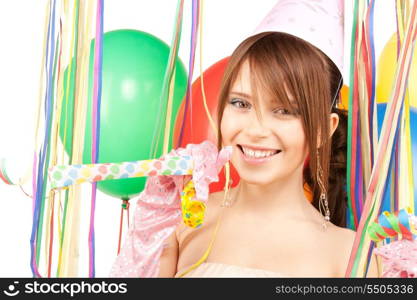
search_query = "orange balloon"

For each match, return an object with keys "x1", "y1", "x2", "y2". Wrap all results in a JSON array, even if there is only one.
[
  {"x1": 173, "y1": 57, "x2": 229, "y2": 148},
  {"x1": 339, "y1": 85, "x2": 349, "y2": 110}
]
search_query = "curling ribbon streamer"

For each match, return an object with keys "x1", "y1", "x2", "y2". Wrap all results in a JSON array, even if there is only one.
[
  {"x1": 368, "y1": 208, "x2": 417, "y2": 277},
  {"x1": 368, "y1": 208, "x2": 417, "y2": 242},
  {"x1": 0, "y1": 158, "x2": 15, "y2": 185}
]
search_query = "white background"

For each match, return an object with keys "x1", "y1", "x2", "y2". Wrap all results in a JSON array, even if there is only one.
[{"x1": 0, "y1": 0, "x2": 395, "y2": 277}]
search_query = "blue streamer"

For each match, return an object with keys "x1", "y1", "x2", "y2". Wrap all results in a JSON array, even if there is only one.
[
  {"x1": 30, "y1": 0, "x2": 57, "y2": 277},
  {"x1": 368, "y1": 0, "x2": 376, "y2": 165}
]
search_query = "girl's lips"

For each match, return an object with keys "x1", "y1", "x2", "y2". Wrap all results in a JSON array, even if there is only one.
[
  {"x1": 237, "y1": 145, "x2": 281, "y2": 165},
  {"x1": 238, "y1": 144, "x2": 280, "y2": 152}
]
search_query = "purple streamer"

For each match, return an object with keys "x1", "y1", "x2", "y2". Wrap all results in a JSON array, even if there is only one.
[
  {"x1": 177, "y1": 0, "x2": 199, "y2": 147},
  {"x1": 368, "y1": 0, "x2": 376, "y2": 166},
  {"x1": 394, "y1": 0, "x2": 401, "y2": 59},
  {"x1": 32, "y1": 152, "x2": 38, "y2": 215},
  {"x1": 30, "y1": 0, "x2": 57, "y2": 277},
  {"x1": 89, "y1": 0, "x2": 104, "y2": 278},
  {"x1": 355, "y1": 129, "x2": 363, "y2": 215}
]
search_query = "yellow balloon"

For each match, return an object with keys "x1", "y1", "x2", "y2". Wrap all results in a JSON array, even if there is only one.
[{"x1": 376, "y1": 34, "x2": 417, "y2": 106}]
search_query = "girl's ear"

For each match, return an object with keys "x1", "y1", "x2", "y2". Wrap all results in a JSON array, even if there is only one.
[
  {"x1": 329, "y1": 113, "x2": 340, "y2": 138},
  {"x1": 316, "y1": 113, "x2": 340, "y2": 148}
]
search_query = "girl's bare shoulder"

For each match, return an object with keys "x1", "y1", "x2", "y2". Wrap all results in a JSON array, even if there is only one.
[
  {"x1": 327, "y1": 224, "x2": 357, "y2": 276},
  {"x1": 330, "y1": 225, "x2": 356, "y2": 243}
]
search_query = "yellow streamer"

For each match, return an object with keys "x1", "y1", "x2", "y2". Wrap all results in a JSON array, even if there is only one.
[
  {"x1": 354, "y1": 0, "x2": 417, "y2": 276},
  {"x1": 178, "y1": 0, "x2": 234, "y2": 277},
  {"x1": 57, "y1": 0, "x2": 80, "y2": 276},
  {"x1": 33, "y1": 0, "x2": 52, "y2": 276},
  {"x1": 60, "y1": 0, "x2": 96, "y2": 277},
  {"x1": 198, "y1": 0, "x2": 217, "y2": 139},
  {"x1": 163, "y1": 71, "x2": 177, "y2": 155}
]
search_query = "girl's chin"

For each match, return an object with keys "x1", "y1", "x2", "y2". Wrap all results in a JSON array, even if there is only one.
[{"x1": 235, "y1": 172, "x2": 280, "y2": 186}]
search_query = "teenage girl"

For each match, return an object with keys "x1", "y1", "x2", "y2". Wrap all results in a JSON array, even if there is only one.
[{"x1": 158, "y1": 32, "x2": 379, "y2": 277}]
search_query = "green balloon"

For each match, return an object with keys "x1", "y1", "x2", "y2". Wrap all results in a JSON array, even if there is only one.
[{"x1": 59, "y1": 29, "x2": 187, "y2": 199}]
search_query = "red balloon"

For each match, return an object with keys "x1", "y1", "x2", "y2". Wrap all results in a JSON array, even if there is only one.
[{"x1": 173, "y1": 57, "x2": 240, "y2": 192}]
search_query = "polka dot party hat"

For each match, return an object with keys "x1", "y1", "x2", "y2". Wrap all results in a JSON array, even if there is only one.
[{"x1": 252, "y1": 0, "x2": 344, "y2": 75}]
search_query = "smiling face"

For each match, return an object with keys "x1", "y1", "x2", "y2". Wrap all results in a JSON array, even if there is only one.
[
  {"x1": 217, "y1": 32, "x2": 343, "y2": 214},
  {"x1": 220, "y1": 60, "x2": 308, "y2": 186}
]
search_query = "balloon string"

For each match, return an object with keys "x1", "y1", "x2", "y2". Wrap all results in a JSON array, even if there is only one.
[
  {"x1": 127, "y1": 204, "x2": 130, "y2": 228},
  {"x1": 117, "y1": 205, "x2": 124, "y2": 255},
  {"x1": 117, "y1": 200, "x2": 130, "y2": 255},
  {"x1": 117, "y1": 206, "x2": 123, "y2": 255}
]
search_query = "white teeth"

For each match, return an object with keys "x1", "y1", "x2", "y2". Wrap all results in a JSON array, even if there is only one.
[{"x1": 241, "y1": 146, "x2": 277, "y2": 158}]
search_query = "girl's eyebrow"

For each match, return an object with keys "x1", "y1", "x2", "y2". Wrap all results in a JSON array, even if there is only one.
[{"x1": 229, "y1": 91, "x2": 252, "y2": 99}]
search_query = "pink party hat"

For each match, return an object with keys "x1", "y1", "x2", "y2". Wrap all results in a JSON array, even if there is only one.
[{"x1": 252, "y1": 0, "x2": 344, "y2": 75}]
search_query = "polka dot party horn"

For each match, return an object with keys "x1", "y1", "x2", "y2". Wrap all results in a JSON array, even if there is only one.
[
  {"x1": 367, "y1": 208, "x2": 417, "y2": 242},
  {"x1": 48, "y1": 155, "x2": 193, "y2": 190}
]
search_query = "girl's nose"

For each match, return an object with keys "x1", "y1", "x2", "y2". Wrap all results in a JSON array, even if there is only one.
[{"x1": 245, "y1": 112, "x2": 270, "y2": 138}]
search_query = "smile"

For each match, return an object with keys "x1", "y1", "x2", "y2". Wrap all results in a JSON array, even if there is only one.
[{"x1": 237, "y1": 144, "x2": 281, "y2": 164}]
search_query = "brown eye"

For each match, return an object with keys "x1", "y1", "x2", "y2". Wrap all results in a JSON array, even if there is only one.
[
  {"x1": 229, "y1": 98, "x2": 251, "y2": 110},
  {"x1": 273, "y1": 108, "x2": 292, "y2": 115}
]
